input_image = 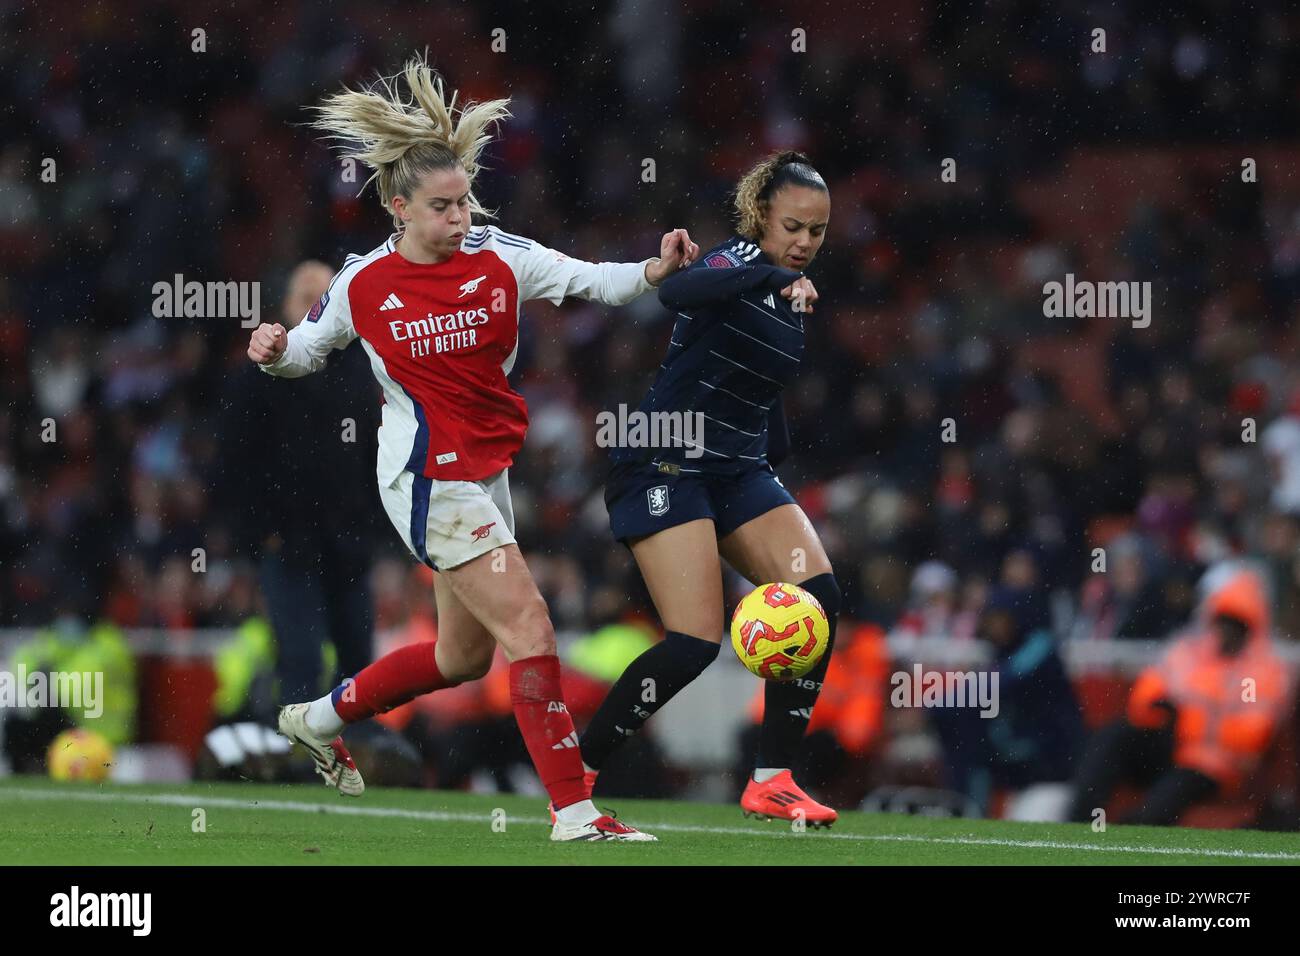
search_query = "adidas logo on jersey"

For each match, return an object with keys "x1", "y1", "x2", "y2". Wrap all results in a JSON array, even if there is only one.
[
  {"x1": 458, "y1": 275, "x2": 488, "y2": 298},
  {"x1": 550, "y1": 731, "x2": 580, "y2": 750},
  {"x1": 763, "y1": 293, "x2": 776, "y2": 308},
  {"x1": 733, "y1": 240, "x2": 762, "y2": 262},
  {"x1": 379, "y1": 293, "x2": 405, "y2": 311}
]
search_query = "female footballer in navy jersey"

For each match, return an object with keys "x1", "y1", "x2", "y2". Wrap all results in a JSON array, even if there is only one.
[
  {"x1": 579, "y1": 152, "x2": 842, "y2": 826},
  {"x1": 246, "y1": 54, "x2": 700, "y2": 842}
]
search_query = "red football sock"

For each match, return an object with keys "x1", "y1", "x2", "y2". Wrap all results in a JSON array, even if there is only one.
[
  {"x1": 509, "y1": 654, "x2": 591, "y2": 811},
  {"x1": 332, "y1": 640, "x2": 455, "y2": 722}
]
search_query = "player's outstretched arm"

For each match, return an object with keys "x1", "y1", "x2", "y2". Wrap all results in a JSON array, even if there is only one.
[
  {"x1": 657, "y1": 248, "x2": 802, "y2": 311},
  {"x1": 515, "y1": 227, "x2": 700, "y2": 307}
]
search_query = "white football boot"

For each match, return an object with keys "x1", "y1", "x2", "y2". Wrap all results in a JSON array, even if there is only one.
[
  {"x1": 276, "y1": 703, "x2": 365, "y2": 797},
  {"x1": 550, "y1": 813, "x2": 657, "y2": 842}
]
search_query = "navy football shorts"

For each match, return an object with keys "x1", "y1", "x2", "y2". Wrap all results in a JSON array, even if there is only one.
[{"x1": 605, "y1": 458, "x2": 797, "y2": 543}]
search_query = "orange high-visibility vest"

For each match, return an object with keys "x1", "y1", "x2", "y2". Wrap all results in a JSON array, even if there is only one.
[{"x1": 1127, "y1": 571, "x2": 1293, "y2": 791}]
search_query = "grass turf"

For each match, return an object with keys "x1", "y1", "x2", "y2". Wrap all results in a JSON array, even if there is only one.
[{"x1": 0, "y1": 776, "x2": 1297, "y2": 866}]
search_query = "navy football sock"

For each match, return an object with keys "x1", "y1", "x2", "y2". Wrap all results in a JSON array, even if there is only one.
[
  {"x1": 756, "y1": 572, "x2": 841, "y2": 771},
  {"x1": 579, "y1": 631, "x2": 720, "y2": 770}
]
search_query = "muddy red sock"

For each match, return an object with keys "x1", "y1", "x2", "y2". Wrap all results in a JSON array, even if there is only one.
[
  {"x1": 331, "y1": 641, "x2": 455, "y2": 722},
  {"x1": 509, "y1": 654, "x2": 590, "y2": 810}
]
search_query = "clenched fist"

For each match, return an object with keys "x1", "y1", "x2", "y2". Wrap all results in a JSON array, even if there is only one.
[
  {"x1": 780, "y1": 276, "x2": 818, "y2": 313},
  {"x1": 247, "y1": 323, "x2": 288, "y2": 364}
]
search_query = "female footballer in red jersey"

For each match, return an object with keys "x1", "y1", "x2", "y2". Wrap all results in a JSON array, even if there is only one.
[{"x1": 247, "y1": 55, "x2": 698, "y2": 841}]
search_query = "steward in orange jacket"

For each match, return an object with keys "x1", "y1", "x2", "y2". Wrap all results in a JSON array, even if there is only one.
[
  {"x1": 1126, "y1": 570, "x2": 1291, "y2": 794},
  {"x1": 1068, "y1": 570, "x2": 1292, "y2": 825}
]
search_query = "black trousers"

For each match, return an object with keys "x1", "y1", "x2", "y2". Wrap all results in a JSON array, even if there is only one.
[
  {"x1": 259, "y1": 539, "x2": 374, "y2": 706},
  {"x1": 1067, "y1": 718, "x2": 1219, "y2": 826}
]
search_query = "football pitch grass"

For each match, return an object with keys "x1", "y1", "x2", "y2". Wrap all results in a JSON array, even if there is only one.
[{"x1": 1, "y1": 777, "x2": 1297, "y2": 866}]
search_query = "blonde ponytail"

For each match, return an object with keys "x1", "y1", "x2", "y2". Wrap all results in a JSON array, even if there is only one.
[{"x1": 308, "y1": 52, "x2": 511, "y2": 226}]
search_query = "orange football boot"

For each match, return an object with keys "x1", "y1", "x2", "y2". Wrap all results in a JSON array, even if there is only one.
[{"x1": 741, "y1": 769, "x2": 837, "y2": 828}]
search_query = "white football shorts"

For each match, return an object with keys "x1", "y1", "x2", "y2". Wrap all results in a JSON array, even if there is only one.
[{"x1": 378, "y1": 467, "x2": 517, "y2": 570}]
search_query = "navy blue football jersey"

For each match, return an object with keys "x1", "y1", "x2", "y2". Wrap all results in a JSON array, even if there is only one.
[{"x1": 611, "y1": 236, "x2": 805, "y2": 475}]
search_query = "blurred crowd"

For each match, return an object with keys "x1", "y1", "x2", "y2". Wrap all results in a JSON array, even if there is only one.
[{"x1": 3, "y1": 1, "x2": 1300, "y2": 817}]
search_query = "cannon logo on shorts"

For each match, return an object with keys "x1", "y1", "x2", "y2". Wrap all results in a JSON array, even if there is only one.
[
  {"x1": 471, "y1": 521, "x2": 497, "y2": 540},
  {"x1": 647, "y1": 485, "x2": 670, "y2": 516}
]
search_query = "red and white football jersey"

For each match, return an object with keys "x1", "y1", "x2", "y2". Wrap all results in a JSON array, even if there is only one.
[{"x1": 261, "y1": 226, "x2": 653, "y2": 483}]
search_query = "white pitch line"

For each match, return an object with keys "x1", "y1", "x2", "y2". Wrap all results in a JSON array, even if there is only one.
[
  {"x1": 2, "y1": 786, "x2": 1298, "y2": 861},
  {"x1": 0, "y1": 786, "x2": 491, "y2": 825}
]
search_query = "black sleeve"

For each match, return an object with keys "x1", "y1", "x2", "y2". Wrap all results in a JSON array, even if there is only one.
[
  {"x1": 658, "y1": 256, "x2": 802, "y2": 311},
  {"x1": 766, "y1": 394, "x2": 791, "y2": 467}
]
